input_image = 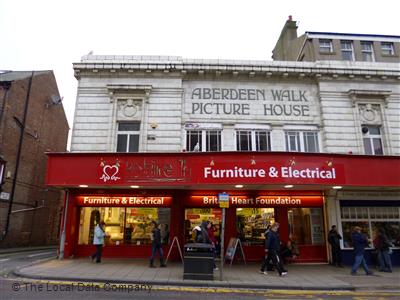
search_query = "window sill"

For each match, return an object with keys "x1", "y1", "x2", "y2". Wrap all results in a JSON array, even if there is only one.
[{"x1": 319, "y1": 51, "x2": 337, "y2": 55}]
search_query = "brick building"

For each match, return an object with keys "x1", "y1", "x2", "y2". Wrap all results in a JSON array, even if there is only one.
[{"x1": 0, "y1": 71, "x2": 69, "y2": 247}]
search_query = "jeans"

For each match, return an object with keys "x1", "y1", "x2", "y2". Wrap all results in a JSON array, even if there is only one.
[
  {"x1": 377, "y1": 250, "x2": 392, "y2": 272},
  {"x1": 351, "y1": 254, "x2": 370, "y2": 274},
  {"x1": 150, "y1": 244, "x2": 164, "y2": 260},
  {"x1": 91, "y1": 244, "x2": 103, "y2": 263}
]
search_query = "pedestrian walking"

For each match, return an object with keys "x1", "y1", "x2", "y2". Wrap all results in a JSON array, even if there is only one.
[
  {"x1": 149, "y1": 221, "x2": 166, "y2": 268},
  {"x1": 328, "y1": 225, "x2": 343, "y2": 267},
  {"x1": 374, "y1": 228, "x2": 393, "y2": 272},
  {"x1": 90, "y1": 220, "x2": 106, "y2": 263},
  {"x1": 350, "y1": 226, "x2": 373, "y2": 276},
  {"x1": 259, "y1": 224, "x2": 273, "y2": 274},
  {"x1": 263, "y1": 222, "x2": 287, "y2": 276},
  {"x1": 207, "y1": 222, "x2": 218, "y2": 270}
]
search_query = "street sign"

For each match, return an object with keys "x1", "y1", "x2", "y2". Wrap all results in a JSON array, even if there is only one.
[
  {"x1": 0, "y1": 192, "x2": 10, "y2": 200},
  {"x1": 218, "y1": 192, "x2": 229, "y2": 208}
]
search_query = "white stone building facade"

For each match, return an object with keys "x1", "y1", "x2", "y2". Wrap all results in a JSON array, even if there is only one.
[{"x1": 63, "y1": 55, "x2": 400, "y2": 264}]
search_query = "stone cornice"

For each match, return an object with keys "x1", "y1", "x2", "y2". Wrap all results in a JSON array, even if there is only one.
[{"x1": 73, "y1": 55, "x2": 400, "y2": 81}]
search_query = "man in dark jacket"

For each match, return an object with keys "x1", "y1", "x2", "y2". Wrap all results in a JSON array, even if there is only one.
[
  {"x1": 374, "y1": 228, "x2": 393, "y2": 272},
  {"x1": 351, "y1": 226, "x2": 372, "y2": 275},
  {"x1": 149, "y1": 221, "x2": 166, "y2": 268},
  {"x1": 328, "y1": 225, "x2": 343, "y2": 267},
  {"x1": 199, "y1": 221, "x2": 211, "y2": 244},
  {"x1": 264, "y1": 223, "x2": 287, "y2": 276}
]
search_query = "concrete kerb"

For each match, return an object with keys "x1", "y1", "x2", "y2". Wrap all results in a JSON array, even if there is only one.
[
  {"x1": 10, "y1": 256, "x2": 58, "y2": 277},
  {"x1": 0, "y1": 246, "x2": 57, "y2": 255},
  {"x1": 13, "y1": 262, "x2": 355, "y2": 291}
]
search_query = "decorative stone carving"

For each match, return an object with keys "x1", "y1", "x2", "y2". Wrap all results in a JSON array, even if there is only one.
[
  {"x1": 358, "y1": 103, "x2": 381, "y2": 124},
  {"x1": 117, "y1": 99, "x2": 142, "y2": 120}
]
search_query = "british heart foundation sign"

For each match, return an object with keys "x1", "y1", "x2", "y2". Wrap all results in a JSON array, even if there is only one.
[{"x1": 188, "y1": 195, "x2": 323, "y2": 207}]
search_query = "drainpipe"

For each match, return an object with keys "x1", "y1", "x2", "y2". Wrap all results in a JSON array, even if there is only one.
[
  {"x1": 58, "y1": 190, "x2": 69, "y2": 259},
  {"x1": 1, "y1": 71, "x2": 34, "y2": 241},
  {"x1": 0, "y1": 81, "x2": 11, "y2": 149}
]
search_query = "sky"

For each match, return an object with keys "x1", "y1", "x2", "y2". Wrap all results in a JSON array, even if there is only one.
[{"x1": 1, "y1": 0, "x2": 399, "y2": 136}]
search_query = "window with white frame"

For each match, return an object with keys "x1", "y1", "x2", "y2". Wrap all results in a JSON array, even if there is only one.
[
  {"x1": 116, "y1": 122, "x2": 140, "y2": 152},
  {"x1": 340, "y1": 40, "x2": 354, "y2": 61},
  {"x1": 285, "y1": 131, "x2": 319, "y2": 153},
  {"x1": 381, "y1": 42, "x2": 395, "y2": 56},
  {"x1": 361, "y1": 41, "x2": 375, "y2": 62},
  {"x1": 236, "y1": 130, "x2": 271, "y2": 151},
  {"x1": 340, "y1": 206, "x2": 400, "y2": 248},
  {"x1": 319, "y1": 39, "x2": 333, "y2": 53},
  {"x1": 362, "y1": 125, "x2": 383, "y2": 155},
  {"x1": 186, "y1": 130, "x2": 221, "y2": 152}
]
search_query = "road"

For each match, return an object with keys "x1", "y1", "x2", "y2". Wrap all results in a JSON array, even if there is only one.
[{"x1": 0, "y1": 248, "x2": 57, "y2": 278}]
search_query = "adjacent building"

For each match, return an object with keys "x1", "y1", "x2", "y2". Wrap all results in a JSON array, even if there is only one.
[
  {"x1": 272, "y1": 16, "x2": 400, "y2": 62},
  {"x1": 46, "y1": 20, "x2": 400, "y2": 265},
  {"x1": 0, "y1": 71, "x2": 69, "y2": 247}
]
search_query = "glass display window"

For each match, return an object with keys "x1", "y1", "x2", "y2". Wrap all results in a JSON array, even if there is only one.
[
  {"x1": 78, "y1": 207, "x2": 170, "y2": 246},
  {"x1": 236, "y1": 208, "x2": 275, "y2": 246},
  {"x1": 288, "y1": 207, "x2": 325, "y2": 246},
  {"x1": 340, "y1": 206, "x2": 400, "y2": 248},
  {"x1": 184, "y1": 208, "x2": 221, "y2": 243},
  {"x1": 125, "y1": 207, "x2": 158, "y2": 245}
]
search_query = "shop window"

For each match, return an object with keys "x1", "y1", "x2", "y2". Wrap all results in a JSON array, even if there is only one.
[
  {"x1": 340, "y1": 206, "x2": 400, "y2": 248},
  {"x1": 236, "y1": 130, "x2": 271, "y2": 151},
  {"x1": 236, "y1": 208, "x2": 275, "y2": 245},
  {"x1": 78, "y1": 207, "x2": 170, "y2": 246},
  {"x1": 116, "y1": 122, "x2": 140, "y2": 152},
  {"x1": 362, "y1": 125, "x2": 383, "y2": 155},
  {"x1": 285, "y1": 131, "x2": 319, "y2": 153},
  {"x1": 288, "y1": 208, "x2": 325, "y2": 245},
  {"x1": 341, "y1": 221, "x2": 370, "y2": 248},
  {"x1": 186, "y1": 130, "x2": 221, "y2": 152},
  {"x1": 184, "y1": 208, "x2": 221, "y2": 243},
  {"x1": 361, "y1": 41, "x2": 375, "y2": 62}
]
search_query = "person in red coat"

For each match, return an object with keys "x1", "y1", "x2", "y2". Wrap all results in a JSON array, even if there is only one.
[{"x1": 207, "y1": 222, "x2": 218, "y2": 270}]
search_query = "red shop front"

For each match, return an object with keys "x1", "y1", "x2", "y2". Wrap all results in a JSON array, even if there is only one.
[
  {"x1": 46, "y1": 152, "x2": 400, "y2": 262},
  {"x1": 182, "y1": 192, "x2": 326, "y2": 262}
]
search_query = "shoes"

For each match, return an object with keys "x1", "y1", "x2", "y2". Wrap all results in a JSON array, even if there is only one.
[
  {"x1": 350, "y1": 272, "x2": 357, "y2": 276},
  {"x1": 280, "y1": 272, "x2": 288, "y2": 277},
  {"x1": 214, "y1": 267, "x2": 219, "y2": 271},
  {"x1": 259, "y1": 270, "x2": 268, "y2": 275},
  {"x1": 366, "y1": 271, "x2": 373, "y2": 275},
  {"x1": 160, "y1": 264, "x2": 167, "y2": 268}
]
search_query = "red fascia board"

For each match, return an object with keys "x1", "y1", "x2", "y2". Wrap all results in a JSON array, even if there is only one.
[{"x1": 45, "y1": 152, "x2": 400, "y2": 188}]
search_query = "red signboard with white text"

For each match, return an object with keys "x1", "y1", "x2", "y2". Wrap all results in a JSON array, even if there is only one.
[
  {"x1": 187, "y1": 195, "x2": 323, "y2": 207},
  {"x1": 45, "y1": 152, "x2": 400, "y2": 188},
  {"x1": 75, "y1": 196, "x2": 172, "y2": 207}
]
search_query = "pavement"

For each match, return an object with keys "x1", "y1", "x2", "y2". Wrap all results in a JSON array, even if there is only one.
[{"x1": 12, "y1": 258, "x2": 400, "y2": 291}]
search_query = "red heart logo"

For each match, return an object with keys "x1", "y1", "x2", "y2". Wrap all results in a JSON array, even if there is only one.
[{"x1": 104, "y1": 165, "x2": 119, "y2": 179}]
